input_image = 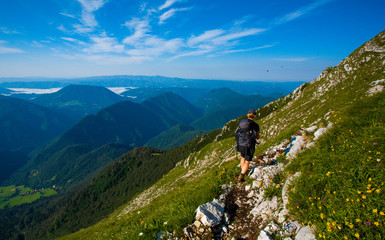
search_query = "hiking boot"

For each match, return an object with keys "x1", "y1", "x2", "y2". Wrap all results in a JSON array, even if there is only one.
[{"x1": 238, "y1": 174, "x2": 245, "y2": 182}]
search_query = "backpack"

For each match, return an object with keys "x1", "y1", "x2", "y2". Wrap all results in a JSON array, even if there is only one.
[{"x1": 234, "y1": 119, "x2": 256, "y2": 148}]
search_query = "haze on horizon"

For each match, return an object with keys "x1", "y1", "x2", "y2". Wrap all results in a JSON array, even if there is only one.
[{"x1": 0, "y1": 0, "x2": 384, "y2": 82}]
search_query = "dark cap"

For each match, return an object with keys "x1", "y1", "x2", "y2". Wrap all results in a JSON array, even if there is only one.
[{"x1": 248, "y1": 109, "x2": 256, "y2": 115}]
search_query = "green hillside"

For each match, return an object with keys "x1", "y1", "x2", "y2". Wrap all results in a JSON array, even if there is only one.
[
  {"x1": 145, "y1": 124, "x2": 207, "y2": 150},
  {"x1": 57, "y1": 30, "x2": 385, "y2": 240}
]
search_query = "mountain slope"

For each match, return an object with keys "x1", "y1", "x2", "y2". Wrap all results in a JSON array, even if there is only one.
[
  {"x1": 31, "y1": 85, "x2": 125, "y2": 120},
  {"x1": 0, "y1": 95, "x2": 73, "y2": 151},
  {"x1": 55, "y1": 30, "x2": 385, "y2": 240},
  {"x1": 141, "y1": 92, "x2": 203, "y2": 128},
  {"x1": 191, "y1": 88, "x2": 275, "y2": 130},
  {"x1": 145, "y1": 124, "x2": 207, "y2": 150}
]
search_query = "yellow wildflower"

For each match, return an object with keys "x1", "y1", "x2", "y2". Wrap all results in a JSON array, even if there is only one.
[
  {"x1": 380, "y1": 211, "x2": 385, "y2": 216},
  {"x1": 357, "y1": 191, "x2": 361, "y2": 194},
  {"x1": 373, "y1": 209, "x2": 378, "y2": 213},
  {"x1": 346, "y1": 198, "x2": 350, "y2": 202},
  {"x1": 376, "y1": 189, "x2": 381, "y2": 193},
  {"x1": 355, "y1": 233, "x2": 360, "y2": 238},
  {"x1": 374, "y1": 222, "x2": 380, "y2": 226},
  {"x1": 320, "y1": 213, "x2": 325, "y2": 219},
  {"x1": 362, "y1": 195, "x2": 367, "y2": 199},
  {"x1": 356, "y1": 219, "x2": 361, "y2": 223}
]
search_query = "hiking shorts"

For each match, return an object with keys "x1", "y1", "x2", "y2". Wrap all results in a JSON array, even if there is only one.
[{"x1": 237, "y1": 144, "x2": 255, "y2": 161}]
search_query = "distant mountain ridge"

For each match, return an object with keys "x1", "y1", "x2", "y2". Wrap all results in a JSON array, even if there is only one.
[
  {"x1": 31, "y1": 85, "x2": 126, "y2": 120},
  {"x1": 0, "y1": 76, "x2": 304, "y2": 97}
]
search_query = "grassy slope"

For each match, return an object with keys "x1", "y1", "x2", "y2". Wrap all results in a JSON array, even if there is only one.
[
  {"x1": 59, "y1": 30, "x2": 385, "y2": 240},
  {"x1": 286, "y1": 92, "x2": 385, "y2": 239}
]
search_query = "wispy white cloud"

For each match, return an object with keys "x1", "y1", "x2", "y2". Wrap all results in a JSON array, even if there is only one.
[
  {"x1": 273, "y1": 0, "x2": 332, "y2": 25},
  {"x1": 0, "y1": 46, "x2": 24, "y2": 54},
  {"x1": 0, "y1": 41, "x2": 24, "y2": 54},
  {"x1": 168, "y1": 49, "x2": 211, "y2": 61},
  {"x1": 123, "y1": 18, "x2": 151, "y2": 45},
  {"x1": 83, "y1": 33, "x2": 124, "y2": 53},
  {"x1": 60, "y1": 12, "x2": 76, "y2": 19},
  {"x1": 74, "y1": 0, "x2": 109, "y2": 33},
  {"x1": 159, "y1": 7, "x2": 191, "y2": 24},
  {"x1": 220, "y1": 44, "x2": 275, "y2": 54},
  {"x1": 186, "y1": 28, "x2": 266, "y2": 53},
  {"x1": 211, "y1": 28, "x2": 266, "y2": 45},
  {"x1": 62, "y1": 37, "x2": 87, "y2": 45},
  {"x1": 159, "y1": 0, "x2": 183, "y2": 11},
  {"x1": 126, "y1": 37, "x2": 184, "y2": 58},
  {"x1": 0, "y1": 27, "x2": 20, "y2": 34},
  {"x1": 188, "y1": 29, "x2": 226, "y2": 46}
]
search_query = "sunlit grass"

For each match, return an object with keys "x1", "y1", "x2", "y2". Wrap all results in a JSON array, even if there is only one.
[{"x1": 286, "y1": 93, "x2": 385, "y2": 239}]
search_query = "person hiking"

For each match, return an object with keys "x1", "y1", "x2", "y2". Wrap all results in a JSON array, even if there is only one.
[{"x1": 234, "y1": 109, "x2": 260, "y2": 182}]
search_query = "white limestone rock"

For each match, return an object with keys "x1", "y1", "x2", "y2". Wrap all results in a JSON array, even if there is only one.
[
  {"x1": 195, "y1": 199, "x2": 225, "y2": 227},
  {"x1": 295, "y1": 226, "x2": 317, "y2": 240}
]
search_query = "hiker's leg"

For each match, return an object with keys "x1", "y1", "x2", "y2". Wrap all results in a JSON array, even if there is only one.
[
  {"x1": 241, "y1": 160, "x2": 250, "y2": 175},
  {"x1": 240, "y1": 157, "x2": 246, "y2": 169}
]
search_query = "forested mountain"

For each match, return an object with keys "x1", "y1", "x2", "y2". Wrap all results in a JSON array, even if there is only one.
[
  {"x1": 31, "y1": 85, "x2": 126, "y2": 120},
  {"x1": 5, "y1": 92, "x2": 202, "y2": 189},
  {"x1": 145, "y1": 124, "x2": 206, "y2": 150},
  {"x1": 191, "y1": 88, "x2": 275, "y2": 130},
  {"x1": 0, "y1": 95, "x2": 73, "y2": 151},
  {"x1": 140, "y1": 92, "x2": 203, "y2": 128}
]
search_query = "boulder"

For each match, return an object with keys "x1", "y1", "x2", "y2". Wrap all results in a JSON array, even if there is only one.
[
  {"x1": 195, "y1": 199, "x2": 225, "y2": 227},
  {"x1": 295, "y1": 226, "x2": 316, "y2": 240}
]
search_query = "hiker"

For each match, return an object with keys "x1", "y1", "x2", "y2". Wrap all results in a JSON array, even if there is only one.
[{"x1": 234, "y1": 109, "x2": 260, "y2": 182}]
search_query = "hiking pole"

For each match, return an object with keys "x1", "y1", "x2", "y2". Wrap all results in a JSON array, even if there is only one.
[{"x1": 219, "y1": 144, "x2": 237, "y2": 167}]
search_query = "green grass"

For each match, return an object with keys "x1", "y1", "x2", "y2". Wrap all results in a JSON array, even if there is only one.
[
  {"x1": 59, "y1": 139, "x2": 240, "y2": 240},
  {"x1": 286, "y1": 93, "x2": 385, "y2": 239},
  {"x1": 0, "y1": 185, "x2": 57, "y2": 209}
]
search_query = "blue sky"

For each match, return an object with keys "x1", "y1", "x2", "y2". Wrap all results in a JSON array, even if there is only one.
[{"x1": 0, "y1": 0, "x2": 384, "y2": 81}]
